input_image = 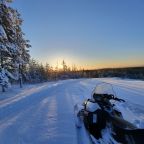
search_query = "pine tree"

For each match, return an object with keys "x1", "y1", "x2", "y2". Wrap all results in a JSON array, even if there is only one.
[{"x1": 0, "y1": 0, "x2": 30, "y2": 91}]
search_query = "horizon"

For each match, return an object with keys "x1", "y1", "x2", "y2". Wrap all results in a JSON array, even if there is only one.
[
  {"x1": 32, "y1": 58, "x2": 144, "y2": 71},
  {"x1": 12, "y1": 0, "x2": 144, "y2": 69}
]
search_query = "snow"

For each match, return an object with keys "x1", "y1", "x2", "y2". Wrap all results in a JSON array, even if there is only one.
[
  {"x1": 0, "y1": 68, "x2": 11, "y2": 88},
  {"x1": 0, "y1": 78, "x2": 144, "y2": 144},
  {"x1": 0, "y1": 24, "x2": 7, "y2": 39},
  {"x1": 86, "y1": 101, "x2": 100, "y2": 112}
]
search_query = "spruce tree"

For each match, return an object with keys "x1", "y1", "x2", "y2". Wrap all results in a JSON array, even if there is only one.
[{"x1": 0, "y1": 0, "x2": 30, "y2": 91}]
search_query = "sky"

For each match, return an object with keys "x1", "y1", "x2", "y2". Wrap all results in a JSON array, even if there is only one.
[{"x1": 12, "y1": 0, "x2": 144, "y2": 69}]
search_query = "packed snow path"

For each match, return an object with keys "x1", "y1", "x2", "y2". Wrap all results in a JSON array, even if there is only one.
[
  {"x1": 0, "y1": 81, "x2": 78, "y2": 144},
  {"x1": 0, "y1": 78, "x2": 144, "y2": 144}
]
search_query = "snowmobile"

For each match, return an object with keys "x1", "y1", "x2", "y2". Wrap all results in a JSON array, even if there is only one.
[{"x1": 74, "y1": 83, "x2": 144, "y2": 144}]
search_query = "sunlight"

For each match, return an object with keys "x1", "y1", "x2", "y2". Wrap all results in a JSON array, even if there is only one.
[
  {"x1": 48, "y1": 54, "x2": 77, "y2": 69},
  {"x1": 58, "y1": 64, "x2": 63, "y2": 70}
]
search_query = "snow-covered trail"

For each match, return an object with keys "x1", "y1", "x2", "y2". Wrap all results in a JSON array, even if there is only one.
[
  {"x1": 0, "y1": 78, "x2": 144, "y2": 144},
  {"x1": 0, "y1": 80, "x2": 80, "y2": 144}
]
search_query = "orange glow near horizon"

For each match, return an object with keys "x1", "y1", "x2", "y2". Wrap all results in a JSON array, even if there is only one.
[{"x1": 39, "y1": 56, "x2": 144, "y2": 70}]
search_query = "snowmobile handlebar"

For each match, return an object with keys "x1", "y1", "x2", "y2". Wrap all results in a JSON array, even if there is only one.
[
  {"x1": 103, "y1": 94, "x2": 125, "y2": 102},
  {"x1": 113, "y1": 97, "x2": 125, "y2": 102},
  {"x1": 93, "y1": 93, "x2": 125, "y2": 102}
]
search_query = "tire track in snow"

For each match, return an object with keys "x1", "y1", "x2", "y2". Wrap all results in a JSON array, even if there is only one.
[
  {"x1": 0, "y1": 87, "x2": 55, "y2": 144},
  {"x1": 0, "y1": 82, "x2": 63, "y2": 108},
  {"x1": 0, "y1": 80, "x2": 78, "y2": 144}
]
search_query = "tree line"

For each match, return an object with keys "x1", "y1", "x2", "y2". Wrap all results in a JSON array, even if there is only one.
[
  {"x1": 82, "y1": 67, "x2": 144, "y2": 80},
  {"x1": 23, "y1": 59, "x2": 84, "y2": 83},
  {"x1": 18, "y1": 59, "x2": 144, "y2": 84}
]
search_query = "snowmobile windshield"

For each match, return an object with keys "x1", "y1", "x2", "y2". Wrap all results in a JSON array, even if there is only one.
[{"x1": 92, "y1": 83, "x2": 116, "y2": 100}]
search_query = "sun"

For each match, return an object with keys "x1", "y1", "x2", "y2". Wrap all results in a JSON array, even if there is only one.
[
  {"x1": 58, "y1": 64, "x2": 63, "y2": 70},
  {"x1": 49, "y1": 55, "x2": 78, "y2": 70}
]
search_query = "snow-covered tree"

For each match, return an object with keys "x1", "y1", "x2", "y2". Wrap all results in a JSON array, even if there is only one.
[
  {"x1": 0, "y1": 0, "x2": 30, "y2": 91},
  {"x1": 0, "y1": 68, "x2": 10, "y2": 92}
]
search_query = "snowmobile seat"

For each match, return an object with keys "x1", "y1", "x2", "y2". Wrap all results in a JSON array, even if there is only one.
[{"x1": 111, "y1": 116, "x2": 144, "y2": 144}]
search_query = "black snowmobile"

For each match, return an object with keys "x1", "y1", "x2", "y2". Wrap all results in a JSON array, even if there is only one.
[{"x1": 75, "y1": 83, "x2": 144, "y2": 144}]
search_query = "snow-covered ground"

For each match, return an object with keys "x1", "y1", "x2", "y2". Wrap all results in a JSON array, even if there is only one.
[{"x1": 0, "y1": 78, "x2": 144, "y2": 144}]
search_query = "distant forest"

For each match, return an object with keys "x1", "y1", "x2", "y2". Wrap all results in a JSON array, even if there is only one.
[
  {"x1": 22, "y1": 60, "x2": 144, "y2": 83},
  {"x1": 82, "y1": 66, "x2": 144, "y2": 80}
]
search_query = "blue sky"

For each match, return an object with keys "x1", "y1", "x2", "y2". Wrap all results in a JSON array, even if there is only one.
[{"x1": 12, "y1": 0, "x2": 144, "y2": 69}]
